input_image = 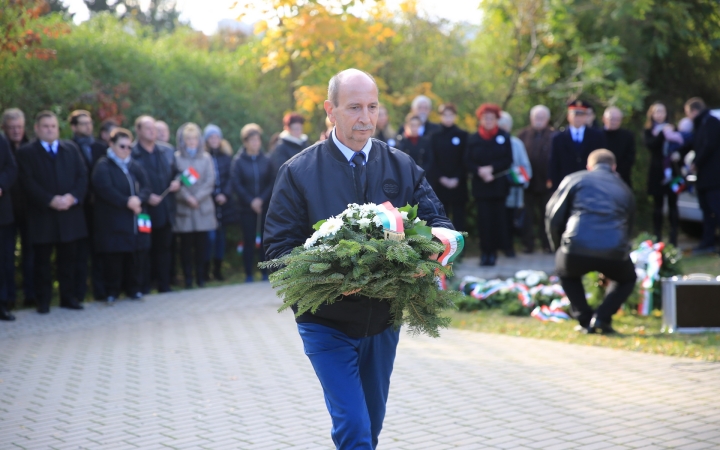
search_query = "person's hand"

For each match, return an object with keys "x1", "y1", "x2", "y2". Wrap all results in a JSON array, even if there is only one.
[
  {"x1": 186, "y1": 195, "x2": 199, "y2": 209},
  {"x1": 691, "y1": 163, "x2": 697, "y2": 173},
  {"x1": 0, "y1": 188, "x2": 3, "y2": 197},
  {"x1": 62, "y1": 194, "x2": 76, "y2": 208},
  {"x1": 169, "y1": 179, "x2": 181, "y2": 193},
  {"x1": 546, "y1": 180, "x2": 553, "y2": 189},
  {"x1": 148, "y1": 194, "x2": 163, "y2": 206},
  {"x1": 251, "y1": 197, "x2": 263, "y2": 215},
  {"x1": 479, "y1": 166, "x2": 494, "y2": 183},
  {"x1": 215, "y1": 193, "x2": 227, "y2": 205},
  {"x1": 670, "y1": 151, "x2": 681, "y2": 163},
  {"x1": 49, "y1": 195, "x2": 65, "y2": 210},
  {"x1": 446, "y1": 178, "x2": 459, "y2": 189},
  {"x1": 127, "y1": 196, "x2": 142, "y2": 214},
  {"x1": 439, "y1": 176, "x2": 450, "y2": 188}
]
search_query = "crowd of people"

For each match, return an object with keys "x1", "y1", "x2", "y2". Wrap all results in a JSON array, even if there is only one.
[{"x1": 0, "y1": 93, "x2": 718, "y2": 322}]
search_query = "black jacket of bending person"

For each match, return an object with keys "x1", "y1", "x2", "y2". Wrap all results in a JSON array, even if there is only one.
[
  {"x1": 91, "y1": 156, "x2": 152, "y2": 254},
  {"x1": 545, "y1": 164, "x2": 635, "y2": 261},
  {"x1": 264, "y1": 137, "x2": 453, "y2": 339}
]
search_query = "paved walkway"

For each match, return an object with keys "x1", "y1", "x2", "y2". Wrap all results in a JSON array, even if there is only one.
[{"x1": 1, "y1": 282, "x2": 719, "y2": 449}]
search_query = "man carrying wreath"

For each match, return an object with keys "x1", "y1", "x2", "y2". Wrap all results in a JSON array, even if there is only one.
[{"x1": 264, "y1": 68, "x2": 454, "y2": 449}]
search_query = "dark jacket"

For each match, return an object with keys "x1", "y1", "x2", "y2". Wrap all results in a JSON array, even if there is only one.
[
  {"x1": 73, "y1": 136, "x2": 107, "y2": 234},
  {"x1": 264, "y1": 137, "x2": 453, "y2": 339},
  {"x1": 546, "y1": 164, "x2": 635, "y2": 260},
  {"x1": 549, "y1": 127, "x2": 608, "y2": 189},
  {"x1": 230, "y1": 150, "x2": 274, "y2": 214},
  {"x1": 0, "y1": 134, "x2": 18, "y2": 226},
  {"x1": 517, "y1": 126, "x2": 554, "y2": 194},
  {"x1": 270, "y1": 133, "x2": 307, "y2": 174},
  {"x1": 430, "y1": 124, "x2": 468, "y2": 205},
  {"x1": 643, "y1": 127, "x2": 667, "y2": 196},
  {"x1": 91, "y1": 156, "x2": 151, "y2": 253},
  {"x1": 131, "y1": 142, "x2": 176, "y2": 228},
  {"x1": 17, "y1": 139, "x2": 88, "y2": 244},
  {"x1": 604, "y1": 128, "x2": 636, "y2": 187},
  {"x1": 207, "y1": 140, "x2": 240, "y2": 225},
  {"x1": 8, "y1": 135, "x2": 29, "y2": 223},
  {"x1": 396, "y1": 134, "x2": 434, "y2": 174},
  {"x1": 465, "y1": 130, "x2": 514, "y2": 199},
  {"x1": 688, "y1": 109, "x2": 720, "y2": 192}
]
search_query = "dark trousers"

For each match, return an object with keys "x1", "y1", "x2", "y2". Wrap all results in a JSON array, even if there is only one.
[
  {"x1": 698, "y1": 188, "x2": 720, "y2": 250},
  {"x1": 75, "y1": 236, "x2": 105, "y2": 299},
  {"x1": 298, "y1": 323, "x2": 400, "y2": 450},
  {"x1": 145, "y1": 223, "x2": 173, "y2": 293},
  {"x1": 241, "y1": 211, "x2": 266, "y2": 277},
  {"x1": 522, "y1": 190, "x2": 551, "y2": 252},
  {"x1": 652, "y1": 188, "x2": 678, "y2": 247},
  {"x1": 504, "y1": 207, "x2": 521, "y2": 252},
  {"x1": 206, "y1": 225, "x2": 226, "y2": 261},
  {"x1": 441, "y1": 200, "x2": 467, "y2": 233},
  {"x1": 103, "y1": 251, "x2": 141, "y2": 298},
  {"x1": 34, "y1": 240, "x2": 79, "y2": 310},
  {"x1": 179, "y1": 231, "x2": 208, "y2": 287},
  {"x1": 475, "y1": 198, "x2": 507, "y2": 256},
  {"x1": 0, "y1": 224, "x2": 14, "y2": 306},
  {"x1": 75, "y1": 238, "x2": 89, "y2": 301},
  {"x1": 10, "y1": 220, "x2": 35, "y2": 303},
  {"x1": 555, "y1": 250, "x2": 637, "y2": 325}
]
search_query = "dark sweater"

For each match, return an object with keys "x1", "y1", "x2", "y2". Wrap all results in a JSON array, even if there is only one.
[{"x1": 604, "y1": 128, "x2": 636, "y2": 187}]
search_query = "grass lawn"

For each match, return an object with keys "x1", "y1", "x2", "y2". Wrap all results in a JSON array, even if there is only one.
[
  {"x1": 680, "y1": 252, "x2": 720, "y2": 276},
  {"x1": 447, "y1": 308, "x2": 719, "y2": 361}
]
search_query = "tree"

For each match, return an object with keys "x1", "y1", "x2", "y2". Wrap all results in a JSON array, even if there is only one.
[
  {"x1": 0, "y1": 0, "x2": 70, "y2": 60},
  {"x1": 83, "y1": 0, "x2": 183, "y2": 33}
]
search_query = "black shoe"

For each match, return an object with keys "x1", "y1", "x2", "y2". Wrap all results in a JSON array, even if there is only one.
[
  {"x1": 480, "y1": 255, "x2": 490, "y2": 266},
  {"x1": 130, "y1": 292, "x2": 143, "y2": 301},
  {"x1": 105, "y1": 296, "x2": 117, "y2": 305},
  {"x1": 37, "y1": 306, "x2": 50, "y2": 314},
  {"x1": 0, "y1": 308, "x2": 16, "y2": 321},
  {"x1": 693, "y1": 246, "x2": 716, "y2": 256},
  {"x1": 61, "y1": 299, "x2": 84, "y2": 310},
  {"x1": 487, "y1": 254, "x2": 497, "y2": 266},
  {"x1": 588, "y1": 317, "x2": 617, "y2": 334},
  {"x1": 543, "y1": 247, "x2": 553, "y2": 254},
  {"x1": 197, "y1": 280, "x2": 205, "y2": 288},
  {"x1": 522, "y1": 248, "x2": 533, "y2": 254},
  {"x1": 213, "y1": 259, "x2": 225, "y2": 281},
  {"x1": 505, "y1": 249, "x2": 516, "y2": 258},
  {"x1": 24, "y1": 298, "x2": 37, "y2": 309}
]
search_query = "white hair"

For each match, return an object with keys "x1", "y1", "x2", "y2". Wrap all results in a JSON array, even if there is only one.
[
  {"x1": 529, "y1": 104, "x2": 551, "y2": 118},
  {"x1": 411, "y1": 95, "x2": 432, "y2": 110},
  {"x1": 498, "y1": 111, "x2": 513, "y2": 132}
]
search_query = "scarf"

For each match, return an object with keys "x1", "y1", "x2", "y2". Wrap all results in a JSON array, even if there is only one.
[
  {"x1": 107, "y1": 148, "x2": 131, "y2": 173},
  {"x1": 405, "y1": 133, "x2": 419, "y2": 145},
  {"x1": 187, "y1": 148, "x2": 198, "y2": 158},
  {"x1": 75, "y1": 135, "x2": 94, "y2": 161},
  {"x1": 478, "y1": 126, "x2": 499, "y2": 141}
]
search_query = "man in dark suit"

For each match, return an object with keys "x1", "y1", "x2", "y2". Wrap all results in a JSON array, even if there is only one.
[
  {"x1": 17, "y1": 111, "x2": 88, "y2": 314},
  {"x1": 0, "y1": 133, "x2": 18, "y2": 321},
  {"x1": 603, "y1": 106, "x2": 636, "y2": 187},
  {"x1": 70, "y1": 110, "x2": 108, "y2": 301},
  {"x1": 549, "y1": 100, "x2": 608, "y2": 189}
]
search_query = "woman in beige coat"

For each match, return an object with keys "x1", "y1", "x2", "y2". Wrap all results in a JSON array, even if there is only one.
[{"x1": 173, "y1": 123, "x2": 216, "y2": 288}]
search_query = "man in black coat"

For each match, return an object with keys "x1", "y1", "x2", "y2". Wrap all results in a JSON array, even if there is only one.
[
  {"x1": 546, "y1": 150, "x2": 636, "y2": 334},
  {"x1": 265, "y1": 69, "x2": 453, "y2": 449},
  {"x1": 549, "y1": 100, "x2": 608, "y2": 189},
  {"x1": 70, "y1": 110, "x2": 108, "y2": 301},
  {"x1": 2, "y1": 108, "x2": 34, "y2": 308},
  {"x1": 684, "y1": 98, "x2": 720, "y2": 253},
  {"x1": 602, "y1": 106, "x2": 636, "y2": 187},
  {"x1": 17, "y1": 111, "x2": 88, "y2": 313},
  {"x1": 132, "y1": 115, "x2": 180, "y2": 293},
  {"x1": 270, "y1": 112, "x2": 308, "y2": 174},
  {"x1": 0, "y1": 133, "x2": 18, "y2": 320},
  {"x1": 397, "y1": 95, "x2": 441, "y2": 138}
]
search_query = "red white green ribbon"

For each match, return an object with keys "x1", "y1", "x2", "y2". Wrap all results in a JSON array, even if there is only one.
[
  {"x1": 180, "y1": 166, "x2": 200, "y2": 187},
  {"x1": 510, "y1": 166, "x2": 530, "y2": 185},
  {"x1": 431, "y1": 227, "x2": 465, "y2": 266},
  {"x1": 376, "y1": 201, "x2": 404, "y2": 233}
]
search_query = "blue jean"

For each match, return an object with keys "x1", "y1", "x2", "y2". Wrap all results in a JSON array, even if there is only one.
[
  {"x1": 206, "y1": 226, "x2": 226, "y2": 261},
  {"x1": 297, "y1": 322, "x2": 400, "y2": 450}
]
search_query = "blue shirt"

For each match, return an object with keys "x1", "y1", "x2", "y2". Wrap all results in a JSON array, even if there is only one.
[
  {"x1": 41, "y1": 140, "x2": 59, "y2": 155},
  {"x1": 331, "y1": 129, "x2": 372, "y2": 166}
]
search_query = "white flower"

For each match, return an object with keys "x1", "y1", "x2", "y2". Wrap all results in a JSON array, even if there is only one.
[
  {"x1": 525, "y1": 273, "x2": 541, "y2": 287},
  {"x1": 373, "y1": 215, "x2": 384, "y2": 227},
  {"x1": 400, "y1": 211, "x2": 408, "y2": 220},
  {"x1": 414, "y1": 217, "x2": 421, "y2": 223},
  {"x1": 357, "y1": 218, "x2": 372, "y2": 229},
  {"x1": 304, "y1": 235, "x2": 318, "y2": 249},
  {"x1": 359, "y1": 203, "x2": 378, "y2": 217},
  {"x1": 318, "y1": 217, "x2": 343, "y2": 237}
]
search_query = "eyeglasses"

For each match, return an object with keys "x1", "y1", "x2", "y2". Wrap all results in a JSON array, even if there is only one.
[{"x1": 117, "y1": 144, "x2": 131, "y2": 150}]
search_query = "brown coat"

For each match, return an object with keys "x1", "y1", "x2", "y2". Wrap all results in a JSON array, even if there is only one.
[
  {"x1": 173, "y1": 124, "x2": 217, "y2": 233},
  {"x1": 517, "y1": 126, "x2": 554, "y2": 193}
]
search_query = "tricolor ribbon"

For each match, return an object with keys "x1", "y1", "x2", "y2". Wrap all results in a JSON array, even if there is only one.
[
  {"x1": 431, "y1": 228, "x2": 465, "y2": 266},
  {"x1": 375, "y1": 201, "x2": 404, "y2": 234}
]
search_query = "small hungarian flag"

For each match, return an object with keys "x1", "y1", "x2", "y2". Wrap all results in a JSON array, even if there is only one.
[
  {"x1": 670, "y1": 176, "x2": 686, "y2": 194},
  {"x1": 509, "y1": 166, "x2": 530, "y2": 185},
  {"x1": 137, "y1": 214, "x2": 152, "y2": 233},
  {"x1": 180, "y1": 167, "x2": 200, "y2": 187}
]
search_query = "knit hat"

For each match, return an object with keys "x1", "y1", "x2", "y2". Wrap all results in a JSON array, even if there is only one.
[{"x1": 203, "y1": 124, "x2": 223, "y2": 140}]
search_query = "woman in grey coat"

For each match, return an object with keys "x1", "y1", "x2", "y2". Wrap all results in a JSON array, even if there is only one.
[
  {"x1": 173, "y1": 123, "x2": 216, "y2": 288},
  {"x1": 499, "y1": 112, "x2": 532, "y2": 257}
]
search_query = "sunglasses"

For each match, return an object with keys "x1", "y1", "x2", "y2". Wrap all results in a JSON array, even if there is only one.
[{"x1": 115, "y1": 144, "x2": 132, "y2": 150}]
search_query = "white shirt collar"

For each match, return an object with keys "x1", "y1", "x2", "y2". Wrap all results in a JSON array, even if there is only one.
[
  {"x1": 569, "y1": 125, "x2": 585, "y2": 141},
  {"x1": 42, "y1": 140, "x2": 59, "y2": 153},
  {"x1": 331, "y1": 128, "x2": 372, "y2": 164}
]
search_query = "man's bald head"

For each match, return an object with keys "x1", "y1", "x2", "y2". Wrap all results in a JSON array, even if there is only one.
[
  {"x1": 603, "y1": 106, "x2": 623, "y2": 131},
  {"x1": 327, "y1": 69, "x2": 379, "y2": 107}
]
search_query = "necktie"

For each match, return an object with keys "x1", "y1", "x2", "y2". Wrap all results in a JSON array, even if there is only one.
[
  {"x1": 351, "y1": 152, "x2": 366, "y2": 201},
  {"x1": 46, "y1": 143, "x2": 56, "y2": 158}
]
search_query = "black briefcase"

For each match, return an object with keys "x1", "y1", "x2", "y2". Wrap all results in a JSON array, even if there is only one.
[{"x1": 661, "y1": 274, "x2": 720, "y2": 333}]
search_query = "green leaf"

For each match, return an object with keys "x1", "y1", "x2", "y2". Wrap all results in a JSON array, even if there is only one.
[
  {"x1": 406, "y1": 224, "x2": 433, "y2": 239},
  {"x1": 312, "y1": 219, "x2": 327, "y2": 231}
]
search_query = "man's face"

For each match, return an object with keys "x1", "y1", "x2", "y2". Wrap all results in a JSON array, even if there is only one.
[
  {"x1": 155, "y1": 122, "x2": 170, "y2": 142},
  {"x1": 72, "y1": 114, "x2": 93, "y2": 138},
  {"x1": 568, "y1": 110, "x2": 586, "y2": 128},
  {"x1": 414, "y1": 101, "x2": 431, "y2": 122},
  {"x1": 324, "y1": 75, "x2": 379, "y2": 151},
  {"x1": 137, "y1": 118, "x2": 157, "y2": 143},
  {"x1": 3, "y1": 118, "x2": 25, "y2": 144},
  {"x1": 288, "y1": 122, "x2": 304, "y2": 139},
  {"x1": 603, "y1": 108, "x2": 623, "y2": 130},
  {"x1": 34, "y1": 116, "x2": 59, "y2": 143},
  {"x1": 530, "y1": 110, "x2": 549, "y2": 130},
  {"x1": 440, "y1": 111, "x2": 456, "y2": 127}
]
